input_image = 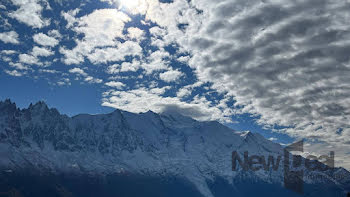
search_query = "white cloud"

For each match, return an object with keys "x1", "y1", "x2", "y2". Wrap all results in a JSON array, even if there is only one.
[
  {"x1": 18, "y1": 54, "x2": 42, "y2": 66},
  {"x1": 61, "y1": 8, "x2": 80, "y2": 28},
  {"x1": 48, "y1": 29, "x2": 62, "y2": 39},
  {"x1": 31, "y1": 46, "x2": 54, "y2": 57},
  {"x1": 177, "y1": 87, "x2": 191, "y2": 98},
  {"x1": 101, "y1": 0, "x2": 148, "y2": 15},
  {"x1": 140, "y1": 49, "x2": 170, "y2": 74},
  {"x1": 304, "y1": 142, "x2": 350, "y2": 171},
  {"x1": 1, "y1": 50, "x2": 17, "y2": 55},
  {"x1": 106, "y1": 59, "x2": 142, "y2": 74},
  {"x1": 59, "y1": 46, "x2": 85, "y2": 65},
  {"x1": 142, "y1": 0, "x2": 350, "y2": 168},
  {"x1": 149, "y1": 26, "x2": 167, "y2": 38},
  {"x1": 105, "y1": 81, "x2": 125, "y2": 89},
  {"x1": 159, "y1": 69, "x2": 184, "y2": 83},
  {"x1": 102, "y1": 86, "x2": 234, "y2": 123},
  {"x1": 69, "y1": 67, "x2": 103, "y2": 84},
  {"x1": 33, "y1": 33, "x2": 59, "y2": 47},
  {"x1": 268, "y1": 137, "x2": 278, "y2": 141},
  {"x1": 39, "y1": 69, "x2": 59, "y2": 74},
  {"x1": 69, "y1": 68, "x2": 87, "y2": 76},
  {"x1": 0, "y1": 31, "x2": 19, "y2": 44},
  {"x1": 9, "y1": 62, "x2": 29, "y2": 70},
  {"x1": 122, "y1": 60, "x2": 142, "y2": 72},
  {"x1": 177, "y1": 56, "x2": 190, "y2": 63},
  {"x1": 85, "y1": 76, "x2": 103, "y2": 84},
  {"x1": 75, "y1": 9, "x2": 130, "y2": 47},
  {"x1": 57, "y1": 78, "x2": 71, "y2": 86},
  {"x1": 4, "y1": 69, "x2": 25, "y2": 77},
  {"x1": 88, "y1": 41, "x2": 142, "y2": 64},
  {"x1": 60, "y1": 9, "x2": 143, "y2": 65},
  {"x1": 106, "y1": 64, "x2": 120, "y2": 74},
  {"x1": 127, "y1": 27, "x2": 145, "y2": 40},
  {"x1": 9, "y1": 0, "x2": 49, "y2": 28}
]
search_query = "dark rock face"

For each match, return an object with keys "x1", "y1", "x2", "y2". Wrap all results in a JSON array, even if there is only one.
[
  {"x1": 0, "y1": 172, "x2": 346, "y2": 197},
  {"x1": 0, "y1": 172, "x2": 204, "y2": 197},
  {"x1": 0, "y1": 100, "x2": 141, "y2": 153},
  {"x1": 0, "y1": 100, "x2": 23, "y2": 147},
  {"x1": 208, "y1": 177, "x2": 347, "y2": 197}
]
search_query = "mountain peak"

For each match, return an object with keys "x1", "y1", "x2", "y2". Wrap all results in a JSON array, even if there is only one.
[
  {"x1": 0, "y1": 98, "x2": 15, "y2": 106},
  {"x1": 240, "y1": 131, "x2": 253, "y2": 138},
  {"x1": 160, "y1": 110, "x2": 195, "y2": 122},
  {"x1": 0, "y1": 99, "x2": 18, "y2": 114},
  {"x1": 29, "y1": 101, "x2": 49, "y2": 110},
  {"x1": 145, "y1": 110, "x2": 157, "y2": 114}
]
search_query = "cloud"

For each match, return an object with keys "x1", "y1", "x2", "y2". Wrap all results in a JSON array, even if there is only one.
[
  {"x1": 188, "y1": 0, "x2": 350, "y2": 140},
  {"x1": 140, "y1": 49, "x2": 170, "y2": 74},
  {"x1": 61, "y1": 8, "x2": 80, "y2": 28},
  {"x1": 304, "y1": 142, "x2": 350, "y2": 170},
  {"x1": 75, "y1": 9, "x2": 130, "y2": 47},
  {"x1": 87, "y1": 41, "x2": 142, "y2": 64},
  {"x1": 84, "y1": 76, "x2": 103, "y2": 84},
  {"x1": 1, "y1": 50, "x2": 17, "y2": 55},
  {"x1": 177, "y1": 56, "x2": 190, "y2": 63},
  {"x1": 159, "y1": 69, "x2": 184, "y2": 82},
  {"x1": 9, "y1": 62, "x2": 30, "y2": 70},
  {"x1": 177, "y1": 87, "x2": 191, "y2": 98},
  {"x1": 33, "y1": 33, "x2": 59, "y2": 47},
  {"x1": 0, "y1": 31, "x2": 19, "y2": 44},
  {"x1": 268, "y1": 137, "x2": 277, "y2": 141},
  {"x1": 4, "y1": 69, "x2": 25, "y2": 77},
  {"x1": 105, "y1": 81, "x2": 125, "y2": 89},
  {"x1": 59, "y1": 47, "x2": 84, "y2": 65},
  {"x1": 57, "y1": 78, "x2": 71, "y2": 86},
  {"x1": 127, "y1": 27, "x2": 145, "y2": 40},
  {"x1": 8, "y1": 0, "x2": 49, "y2": 28},
  {"x1": 69, "y1": 67, "x2": 103, "y2": 84},
  {"x1": 18, "y1": 54, "x2": 42, "y2": 66},
  {"x1": 102, "y1": 86, "x2": 234, "y2": 122},
  {"x1": 31, "y1": 46, "x2": 54, "y2": 57},
  {"x1": 48, "y1": 30, "x2": 62, "y2": 39},
  {"x1": 143, "y1": 0, "x2": 350, "y2": 167},
  {"x1": 69, "y1": 68, "x2": 87, "y2": 76},
  {"x1": 101, "y1": 0, "x2": 148, "y2": 15},
  {"x1": 39, "y1": 69, "x2": 59, "y2": 74},
  {"x1": 122, "y1": 60, "x2": 142, "y2": 72},
  {"x1": 60, "y1": 9, "x2": 140, "y2": 65}
]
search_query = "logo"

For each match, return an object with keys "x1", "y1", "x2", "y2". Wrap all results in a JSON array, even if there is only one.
[{"x1": 232, "y1": 140, "x2": 335, "y2": 194}]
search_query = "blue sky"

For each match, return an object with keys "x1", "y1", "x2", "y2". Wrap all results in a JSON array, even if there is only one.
[
  {"x1": 1, "y1": 0, "x2": 350, "y2": 168},
  {"x1": 0, "y1": 64, "x2": 294, "y2": 145}
]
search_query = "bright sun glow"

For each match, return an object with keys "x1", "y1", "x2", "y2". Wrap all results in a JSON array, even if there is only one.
[
  {"x1": 120, "y1": 0, "x2": 140, "y2": 9},
  {"x1": 118, "y1": 0, "x2": 147, "y2": 15},
  {"x1": 119, "y1": 0, "x2": 147, "y2": 14}
]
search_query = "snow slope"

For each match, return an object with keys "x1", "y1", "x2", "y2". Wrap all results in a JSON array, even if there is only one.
[{"x1": 0, "y1": 99, "x2": 348, "y2": 197}]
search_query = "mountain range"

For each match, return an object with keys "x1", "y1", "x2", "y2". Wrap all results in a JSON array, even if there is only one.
[{"x1": 0, "y1": 99, "x2": 349, "y2": 197}]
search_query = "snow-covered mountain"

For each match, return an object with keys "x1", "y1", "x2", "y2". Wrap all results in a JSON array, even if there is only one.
[{"x1": 0, "y1": 99, "x2": 349, "y2": 197}]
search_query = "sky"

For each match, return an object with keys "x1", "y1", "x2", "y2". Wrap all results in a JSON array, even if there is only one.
[{"x1": 0, "y1": 0, "x2": 350, "y2": 169}]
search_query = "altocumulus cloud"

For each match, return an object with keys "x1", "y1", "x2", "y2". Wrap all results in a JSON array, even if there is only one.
[
  {"x1": 149, "y1": 0, "x2": 350, "y2": 167},
  {"x1": 8, "y1": 0, "x2": 50, "y2": 28},
  {"x1": 0, "y1": 31, "x2": 19, "y2": 44},
  {"x1": 97, "y1": 0, "x2": 350, "y2": 167}
]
